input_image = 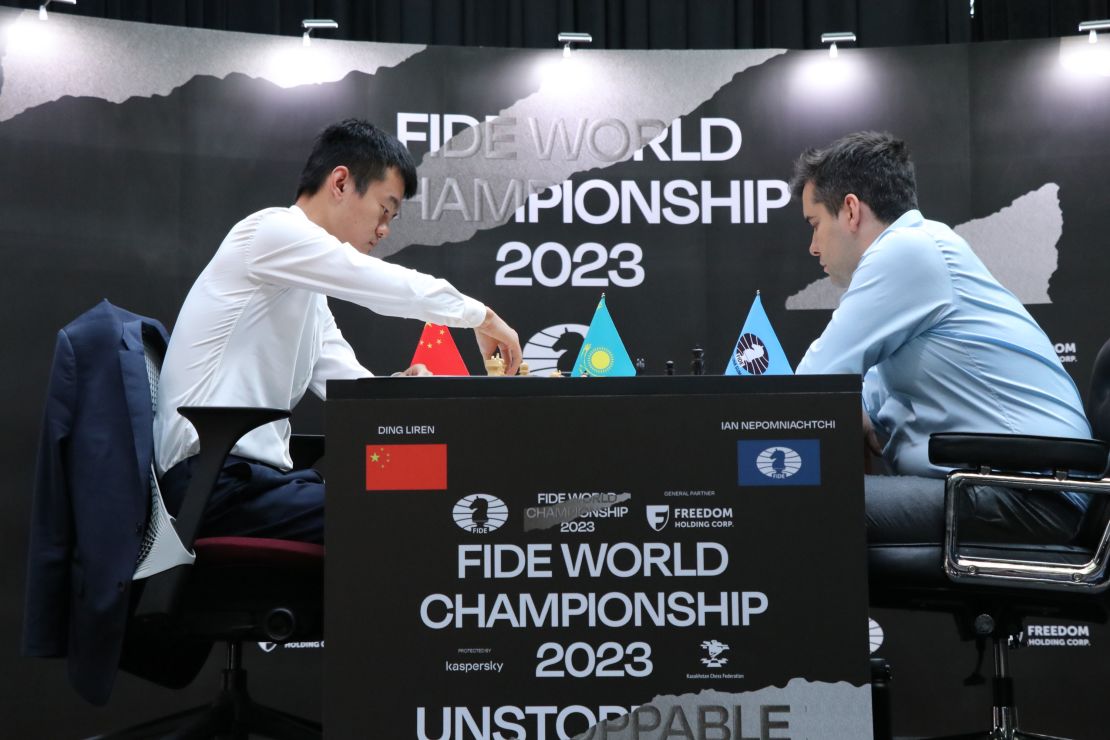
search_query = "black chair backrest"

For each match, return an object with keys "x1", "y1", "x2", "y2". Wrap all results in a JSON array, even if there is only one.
[
  {"x1": 1074, "y1": 338, "x2": 1110, "y2": 547},
  {"x1": 1088, "y1": 337, "x2": 1110, "y2": 444}
]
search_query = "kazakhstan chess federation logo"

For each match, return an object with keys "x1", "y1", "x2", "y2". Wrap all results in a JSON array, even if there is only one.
[
  {"x1": 700, "y1": 639, "x2": 730, "y2": 668},
  {"x1": 755, "y1": 445, "x2": 803, "y2": 480}
]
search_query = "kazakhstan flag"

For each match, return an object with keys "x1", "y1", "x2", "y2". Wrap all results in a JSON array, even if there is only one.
[
  {"x1": 572, "y1": 295, "x2": 637, "y2": 377},
  {"x1": 724, "y1": 292, "x2": 794, "y2": 376}
]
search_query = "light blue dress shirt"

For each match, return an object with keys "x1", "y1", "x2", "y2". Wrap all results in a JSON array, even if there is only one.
[{"x1": 796, "y1": 209, "x2": 1091, "y2": 480}]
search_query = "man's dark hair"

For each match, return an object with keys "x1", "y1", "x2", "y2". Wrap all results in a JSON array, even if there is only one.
[
  {"x1": 295, "y1": 119, "x2": 418, "y2": 200},
  {"x1": 790, "y1": 131, "x2": 918, "y2": 225}
]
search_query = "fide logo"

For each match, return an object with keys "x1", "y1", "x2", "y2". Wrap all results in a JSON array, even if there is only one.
[
  {"x1": 755, "y1": 445, "x2": 803, "y2": 480},
  {"x1": 700, "y1": 640, "x2": 730, "y2": 668},
  {"x1": 521, "y1": 323, "x2": 590, "y2": 376},
  {"x1": 869, "y1": 618, "x2": 884, "y2": 654},
  {"x1": 453, "y1": 494, "x2": 508, "y2": 534},
  {"x1": 733, "y1": 333, "x2": 770, "y2": 375},
  {"x1": 646, "y1": 505, "x2": 671, "y2": 531}
]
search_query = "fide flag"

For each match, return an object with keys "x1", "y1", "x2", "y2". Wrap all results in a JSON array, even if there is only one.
[
  {"x1": 724, "y1": 292, "x2": 794, "y2": 376},
  {"x1": 410, "y1": 323, "x2": 470, "y2": 375},
  {"x1": 572, "y1": 294, "x2": 637, "y2": 377}
]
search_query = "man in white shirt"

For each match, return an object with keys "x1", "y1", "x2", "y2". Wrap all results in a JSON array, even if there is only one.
[
  {"x1": 154, "y1": 119, "x2": 521, "y2": 543},
  {"x1": 791, "y1": 131, "x2": 1090, "y2": 545}
]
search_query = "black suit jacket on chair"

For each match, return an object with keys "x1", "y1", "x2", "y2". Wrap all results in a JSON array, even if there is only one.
[{"x1": 22, "y1": 300, "x2": 206, "y2": 705}]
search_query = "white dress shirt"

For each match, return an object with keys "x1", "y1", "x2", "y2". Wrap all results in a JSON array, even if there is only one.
[
  {"x1": 796, "y1": 209, "x2": 1090, "y2": 485},
  {"x1": 154, "y1": 205, "x2": 487, "y2": 473}
]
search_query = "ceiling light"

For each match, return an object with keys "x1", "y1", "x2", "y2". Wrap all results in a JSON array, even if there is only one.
[
  {"x1": 38, "y1": 0, "x2": 76, "y2": 22},
  {"x1": 1079, "y1": 20, "x2": 1110, "y2": 44},
  {"x1": 558, "y1": 32, "x2": 592, "y2": 58},
  {"x1": 821, "y1": 32, "x2": 857, "y2": 59},
  {"x1": 302, "y1": 18, "x2": 338, "y2": 47}
]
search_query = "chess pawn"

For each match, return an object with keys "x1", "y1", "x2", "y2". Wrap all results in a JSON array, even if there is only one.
[{"x1": 519, "y1": 362, "x2": 530, "y2": 376}]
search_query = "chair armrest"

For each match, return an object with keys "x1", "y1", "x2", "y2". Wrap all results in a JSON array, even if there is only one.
[
  {"x1": 290, "y1": 433, "x2": 325, "y2": 470},
  {"x1": 930, "y1": 432, "x2": 1109, "y2": 475},
  {"x1": 940, "y1": 467, "x2": 1110, "y2": 592},
  {"x1": 135, "y1": 406, "x2": 290, "y2": 620}
]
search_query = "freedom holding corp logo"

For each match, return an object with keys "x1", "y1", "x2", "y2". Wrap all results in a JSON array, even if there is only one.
[
  {"x1": 737, "y1": 439, "x2": 820, "y2": 486},
  {"x1": 646, "y1": 504, "x2": 671, "y2": 531}
]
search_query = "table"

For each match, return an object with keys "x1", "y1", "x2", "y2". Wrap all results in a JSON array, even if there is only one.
[{"x1": 325, "y1": 375, "x2": 872, "y2": 739}]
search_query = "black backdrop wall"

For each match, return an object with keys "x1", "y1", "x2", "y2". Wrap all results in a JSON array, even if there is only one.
[
  {"x1": 2, "y1": 0, "x2": 1109, "y2": 50},
  {"x1": 2, "y1": 5, "x2": 1109, "y2": 738}
]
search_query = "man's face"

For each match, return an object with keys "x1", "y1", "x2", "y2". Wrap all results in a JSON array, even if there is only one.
[
  {"x1": 801, "y1": 180, "x2": 860, "y2": 287},
  {"x1": 334, "y1": 166, "x2": 405, "y2": 255}
]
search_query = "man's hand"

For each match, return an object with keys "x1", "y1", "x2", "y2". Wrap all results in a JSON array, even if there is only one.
[
  {"x1": 392, "y1": 363, "x2": 432, "y2": 377},
  {"x1": 475, "y1": 308, "x2": 522, "y2": 376},
  {"x1": 862, "y1": 408, "x2": 882, "y2": 455}
]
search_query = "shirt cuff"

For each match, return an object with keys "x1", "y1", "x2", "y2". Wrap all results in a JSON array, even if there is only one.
[{"x1": 461, "y1": 296, "x2": 488, "y2": 328}]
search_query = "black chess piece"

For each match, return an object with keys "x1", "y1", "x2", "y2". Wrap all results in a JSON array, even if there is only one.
[
  {"x1": 664, "y1": 360, "x2": 675, "y2": 376},
  {"x1": 634, "y1": 358, "x2": 646, "y2": 375},
  {"x1": 690, "y1": 346, "x2": 704, "y2": 375}
]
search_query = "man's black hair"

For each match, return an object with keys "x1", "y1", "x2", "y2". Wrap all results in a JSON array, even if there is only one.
[
  {"x1": 790, "y1": 131, "x2": 918, "y2": 224},
  {"x1": 296, "y1": 119, "x2": 418, "y2": 200}
]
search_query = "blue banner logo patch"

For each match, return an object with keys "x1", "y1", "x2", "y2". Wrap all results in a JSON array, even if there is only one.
[{"x1": 738, "y1": 439, "x2": 821, "y2": 486}]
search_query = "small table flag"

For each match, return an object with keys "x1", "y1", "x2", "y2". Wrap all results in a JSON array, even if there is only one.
[
  {"x1": 410, "y1": 323, "x2": 470, "y2": 376},
  {"x1": 572, "y1": 295, "x2": 637, "y2": 377},
  {"x1": 724, "y1": 292, "x2": 794, "y2": 376}
]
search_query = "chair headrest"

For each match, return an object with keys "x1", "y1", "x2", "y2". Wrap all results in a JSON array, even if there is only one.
[{"x1": 1089, "y1": 338, "x2": 1110, "y2": 442}]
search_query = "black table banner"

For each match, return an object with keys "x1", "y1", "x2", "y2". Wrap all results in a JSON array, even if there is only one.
[{"x1": 326, "y1": 375, "x2": 871, "y2": 739}]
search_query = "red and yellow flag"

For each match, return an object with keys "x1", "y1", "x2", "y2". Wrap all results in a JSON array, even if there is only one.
[
  {"x1": 365, "y1": 444, "x2": 448, "y2": 491},
  {"x1": 410, "y1": 323, "x2": 469, "y2": 376}
]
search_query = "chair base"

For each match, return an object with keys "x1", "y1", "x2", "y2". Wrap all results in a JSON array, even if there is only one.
[
  {"x1": 898, "y1": 629, "x2": 1072, "y2": 740},
  {"x1": 88, "y1": 642, "x2": 320, "y2": 740}
]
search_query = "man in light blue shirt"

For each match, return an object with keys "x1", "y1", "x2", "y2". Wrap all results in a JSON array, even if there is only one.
[{"x1": 791, "y1": 131, "x2": 1090, "y2": 543}]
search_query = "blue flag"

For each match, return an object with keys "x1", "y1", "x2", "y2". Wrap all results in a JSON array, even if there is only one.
[
  {"x1": 724, "y1": 292, "x2": 793, "y2": 376},
  {"x1": 572, "y1": 295, "x2": 637, "y2": 377}
]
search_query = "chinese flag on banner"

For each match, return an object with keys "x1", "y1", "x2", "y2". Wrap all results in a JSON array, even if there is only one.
[
  {"x1": 410, "y1": 323, "x2": 470, "y2": 376},
  {"x1": 365, "y1": 444, "x2": 448, "y2": 491}
]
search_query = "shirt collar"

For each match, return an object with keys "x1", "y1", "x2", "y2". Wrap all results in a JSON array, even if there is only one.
[
  {"x1": 883, "y1": 208, "x2": 923, "y2": 232},
  {"x1": 869, "y1": 208, "x2": 923, "y2": 249}
]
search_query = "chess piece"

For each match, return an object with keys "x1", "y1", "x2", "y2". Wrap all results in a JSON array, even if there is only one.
[
  {"x1": 665, "y1": 360, "x2": 675, "y2": 376},
  {"x1": 690, "y1": 346, "x2": 704, "y2": 376},
  {"x1": 484, "y1": 353, "x2": 506, "y2": 376},
  {"x1": 635, "y1": 358, "x2": 646, "y2": 375},
  {"x1": 519, "y1": 362, "x2": 530, "y2": 376}
]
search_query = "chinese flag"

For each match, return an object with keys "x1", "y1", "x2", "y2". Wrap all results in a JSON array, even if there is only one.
[
  {"x1": 410, "y1": 323, "x2": 470, "y2": 375},
  {"x1": 365, "y1": 444, "x2": 448, "y2": 491}
]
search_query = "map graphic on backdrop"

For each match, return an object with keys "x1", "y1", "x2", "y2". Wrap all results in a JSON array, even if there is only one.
[
  {"x1": 0, "y1": 10, "x2": 423, "y2": 120},
  {"x1": 787, "y1": 183, "x2": 1063, "y2": 309}
]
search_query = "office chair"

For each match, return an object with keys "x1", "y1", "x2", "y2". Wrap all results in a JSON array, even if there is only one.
[
  {"x1": 869, "y1": 338, "x2": 1110, "y2": 740},
  {"x1": 91, "y1": 335, "x2": 325, "y2": 739}
]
